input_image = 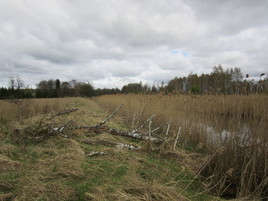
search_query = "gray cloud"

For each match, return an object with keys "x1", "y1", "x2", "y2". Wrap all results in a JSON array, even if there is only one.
[
  {"x1": 185, "y1": 0, "x2": 268, "y2": 35},
  {"x1": 0, "y1": 0, "x2": 267, "y2": 88}
]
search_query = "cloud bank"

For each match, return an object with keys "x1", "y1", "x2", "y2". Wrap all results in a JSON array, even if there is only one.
[{"x1": 0, "y1": 0, "x2": 267, "y2": 88}]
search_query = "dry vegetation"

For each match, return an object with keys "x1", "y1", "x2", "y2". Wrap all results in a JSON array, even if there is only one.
[
  {"x1": 95, "y1": 94, "x2": 268, "y2": 200},
  {"x1": 0, "y1": 97, "x2": 220, "y2": 201}
]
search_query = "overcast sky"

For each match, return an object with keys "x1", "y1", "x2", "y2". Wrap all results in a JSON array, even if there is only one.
[{"x1": 0, "y1": 0, "x2": 267, "y2": 88}]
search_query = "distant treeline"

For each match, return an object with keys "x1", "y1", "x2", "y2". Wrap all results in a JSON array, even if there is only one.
[
  {"x1": 122, "y1": 65, "x2": 267, "y2": 95},
  {"x1": 0, "y1": 78, "x2": 120, "y2": 99},
  {"x1": 0, "y1": 65, "x2": 267, "y2": 99}
]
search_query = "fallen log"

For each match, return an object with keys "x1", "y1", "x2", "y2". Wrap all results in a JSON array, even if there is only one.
[
  {"x1": 16, "y1": 105, "x2": 166, "y2": 148},
  {"x1": 108, "y1": 128, "x2": 163, "y2": 144},
  {"x1": 49, "y1": 105, "x2": 123, "y2": 134},
  {"x1": 89, "y1": 110, "x2": 164, "y2": 143},
  {"x1": 59, "y1": 133, "x2": 140, "y2": 150},
  {"x1": 85, "y1": 151, "x2": 107, "y2": 157},
  {"x1": 81, "y1": 139, "x2": 140, "y2": 150}
]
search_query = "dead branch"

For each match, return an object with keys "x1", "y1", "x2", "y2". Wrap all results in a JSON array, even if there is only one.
[
  {"x1": 148, "y1": 119, "x2": 152, "y2": 140},
  {"x1": 173, "y1": 127, "x2": 181, "y2": 150},
  {"x1": 81, "y1": 139, "x2": 140, "y2": 150},
  {"x1": 59, "y1": 132, "x2": 140, "y2": 150},
  {"x1": 59, "y1": 105, "x2": 123, "y2": 132},
  {"x1": 148, "y1": 119, "x2": 153, "y2": 150},
  {"x1": 15, "y1": 104, "x2": 164, "y2": 150},
  {"x1": 12, "y1": 109, "x2": 78, "y2": 144},
  {"x1": 108, "y1": 128, "x2": 163, "y2": 144},
  {"x1": 131, "y1": 112, "x2": 137, "y2": 129},
  {"x1": 131, "y1": 114, "x2": 156, "y2": 134},
  {"x1": 85, "y1": 151, "x2": 107, "y2": 157},
  {"x1": 164, "y1": 123, "x2": 171, "y2": 142},
  {"x1": 53, "y1": 105, "x2": 123, "y2": 134},
  {"x1": 151, "y1": 122, "x2": 167, "y2": 134},
  {"x1": 116, "y1": 143, "x2": 140, "y2": 150},
  {"x1": 48, "y1": 108, "x2": 78, "y2": 120},
  {"x1": 93, "y1": 105, "x2": 123, "y2": 128}
]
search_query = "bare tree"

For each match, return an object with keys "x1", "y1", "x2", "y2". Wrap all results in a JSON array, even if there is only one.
[
  {"x1": 16, "y1": 77, "x2": 24, "y2": 90},
  {"x1": 9, "y1": 77, "x2": 15, "y2": 90}
]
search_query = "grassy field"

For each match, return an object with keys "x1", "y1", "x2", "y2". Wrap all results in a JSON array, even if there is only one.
[{"x1": 0, "y1": 97, "x2": 222, "y2": 201}]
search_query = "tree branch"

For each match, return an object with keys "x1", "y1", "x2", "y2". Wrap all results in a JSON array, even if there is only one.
[
  {"x1": 93, "y1": 105, "x2": 123, "y2": 128},
  {"x1": 131, "y1": 114, "x2": 156, "y2": 134}
]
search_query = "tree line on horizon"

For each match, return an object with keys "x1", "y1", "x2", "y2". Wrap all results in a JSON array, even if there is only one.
[
  {"x1": 0, "y1": 65, "x2": 267, "y2": 99},
  {"x1": 122, "y1": 65, "x2": 267, "y2": 95}
]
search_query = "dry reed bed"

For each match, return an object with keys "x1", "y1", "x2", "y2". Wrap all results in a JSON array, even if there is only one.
[
  {"x1": 95, "y1": 94, "x2": 268, "y2": 199},
  {"x1": 0, "y1": 98, "x2": 74, "y2": 121}
]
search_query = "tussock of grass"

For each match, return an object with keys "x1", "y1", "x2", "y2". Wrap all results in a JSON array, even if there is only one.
[
  {"x1": 0, "y1": 154, "x2": 22, "y2": 171},
  {"x1": 117, "y1": 178, "x2": 190, "y2": 201},
  {"x1": 49, "y1": 153, "x2": 85, "y2": 178},
  {"x1": 16, "y1": 177, "x2": 76, "y2": 201},
  {"x1": 0, "y1": 143, "x2": 18, "y2": 157}
]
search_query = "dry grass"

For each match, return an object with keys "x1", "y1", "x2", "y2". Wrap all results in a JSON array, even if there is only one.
[
  {"x1": 117, "y1": 177, "x2": 190, "y2": 201},
  {"x1": 94, "y1": 94, "x2": 268, "y2": 199},
  {"x1": 0, "y1": 97, "x2": 225, "y2": 200},
  {"x1": 0, "y1": 98, "x2": 62, "y2": 122},
  {"x1": 0, "y1": 137, "x2": 86, "y2": 200},
  {"x1": 0, "y1": 98, "x2": 93, "y2": 200}
]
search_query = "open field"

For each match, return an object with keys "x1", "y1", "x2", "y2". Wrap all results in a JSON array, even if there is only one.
[
  {"x1": 0, "y1": 97, "x2": 223, "y2": 201},
  {"x1": 95, "y1": 94, "x2": 268, "y2": 200}
]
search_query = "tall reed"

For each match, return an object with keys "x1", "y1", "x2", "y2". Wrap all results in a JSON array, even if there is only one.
[{"x1": 95, "y1": 94, "x2": 268, "y2": 199}]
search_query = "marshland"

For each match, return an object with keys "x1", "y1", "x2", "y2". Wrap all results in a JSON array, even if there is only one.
[
  {"x1": 0, "y1": 93, "x2": 267, "y2": 201},
  {"x1": 1, "y1": 0, "x2": 268, "y2": 200},
  {"x1": 96, "y1": 94, "x2": 268, "y2": 199}
]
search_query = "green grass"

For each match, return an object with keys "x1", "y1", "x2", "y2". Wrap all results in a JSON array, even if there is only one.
[{"x1": 68, "y1": 143, "x2": 215, "y2": 200}]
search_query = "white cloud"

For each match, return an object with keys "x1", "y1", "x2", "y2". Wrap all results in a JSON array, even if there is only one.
[{"x1": 0, "y1": 0, "x2": 267, "y2": 88}]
